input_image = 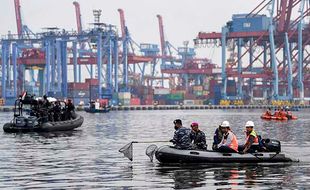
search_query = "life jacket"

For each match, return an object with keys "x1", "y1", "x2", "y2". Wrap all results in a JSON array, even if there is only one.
[
  {"x1": 245, "y1": 130, "x2": 259, "y2": 145},
  {"x1": 274, "y1": 111, "x2": 280, "y2": 117},
  {"x1": 265, "y1": 111, "x2": 272, "y2": 116},
  {"x1": 223, "y1": 131, "x2": 238, "y2": 152}
]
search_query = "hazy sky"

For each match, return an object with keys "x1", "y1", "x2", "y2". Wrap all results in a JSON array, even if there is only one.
[{"x1": 1, "y1": 0, "x2": 263, "y2": 60}]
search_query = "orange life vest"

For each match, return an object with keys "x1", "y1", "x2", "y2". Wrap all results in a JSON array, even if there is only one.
[{"x1": 223, "y1": 131, "x2": 238, "y2": 152}]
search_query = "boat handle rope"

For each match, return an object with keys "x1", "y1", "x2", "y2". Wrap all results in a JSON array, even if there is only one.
[{"x1": 250, "y1": 152, "x2": 280, "y2": 161}]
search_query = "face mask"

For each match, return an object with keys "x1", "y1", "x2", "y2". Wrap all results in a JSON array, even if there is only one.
[{"x1": 174, "y1": 126, "x2": 178, "y2": 130}]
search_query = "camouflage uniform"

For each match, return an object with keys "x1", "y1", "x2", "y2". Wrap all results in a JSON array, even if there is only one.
[
  {"x1": 171, "y1": 127, "x2": 192, "y2": 149},
  {"x1": 190, "y1": 130, "x2": 207, "y2": 150}
]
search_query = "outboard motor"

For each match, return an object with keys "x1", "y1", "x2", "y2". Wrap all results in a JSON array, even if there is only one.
[
  {"x1": 15, "y1": 116, "x2": 27, "y2": 127},
  {"x1": 263, "y1": 139, "x2": 281, "y2": 152},
  {"x1": 27, "y1": 116, "x2": 38, "y2": 127}
]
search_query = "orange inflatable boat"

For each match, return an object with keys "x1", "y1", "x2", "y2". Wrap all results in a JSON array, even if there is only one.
[{"x1": 261, "y1": 113, "x2": 297, "y2": 121}]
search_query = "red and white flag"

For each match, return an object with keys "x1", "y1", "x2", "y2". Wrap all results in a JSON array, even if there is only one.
[{"x1": 21, "y1": 91, "x2": 27, "y2": 100}]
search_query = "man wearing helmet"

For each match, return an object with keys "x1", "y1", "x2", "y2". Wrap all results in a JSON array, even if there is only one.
[
  {"x1": 215, "y1": 121, "x2": 238, "y2": 153},
  {"x1": 241, "y1": 121, "x2": 259, "y2": 153},
  {"x1": 190, "y1": 122, "x2": 207, "y2": 150}
]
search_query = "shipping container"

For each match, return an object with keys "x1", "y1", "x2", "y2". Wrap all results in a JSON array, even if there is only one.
[
  {"x1": 68, "y1": 82, "x2": 89, "y2": 90},
  {"x1": 154, "y1": 94, "x2": 167, "y2": 101},
  {"x1": 85, "y1": 78, "x2": 99, "y2": 85},
  {"x1": 193, "y1": 91, "x2": 203, "y2": 96},
  {"x1": 119, "y1": 99, "x2": 130, "y2": 106},
  {"x1": 5, "y1": 90, "x2": 15, "y2": 98},
  {"x1": 170, "y1": 90, "x2": 186, "y2": 95},
  {"x1": 167, "y1": 93, "x2": 183, "y2": 100},
  {"x1": 165, "y1": 100, "x2": 180, "y2": 105},
  {"x1": 194, "y1": 100, "x2": 204, "y2": 105},
  {"x1": 193, "y1": 86, "x2": 203, "y2": 91},
  {"x1": 230, "y1": 14, "x2": 269, "y2": 32},
  {"x1": 4, "y1": 98, "x2": 16, "y2": 106},
  {"x1": 154, "y1": 88, "x2": 170, "y2": 95},
  {"x1": 183, "y1": 99, "x2": 195, "y2": 105},
  {"x1": 68, "y1": 97, "x2": 89, "y2": 106},
  {"x1": 253, "y1": 89, "x2": 263, "y2": 97},
  {"x1": 142, "y1": 94, "x2": 153, "y2": 100},
  {"x1": 47, "y1": 91, "x2": 62, "y2": 98},
  {"x1": 184, "y1": 93, "x2": 195, "y2": 100},
  {"x1": 130, "y1": 98, "x2": 141, "y2": 105},
  {"x1": 67, "y1": 90, "x2": 90, "y2": 98},
  {"x1": 142, "y1": 98, "x2": 153, "y2": 105},
  {"x1": 99, "y1": 99, "x2": 109, "y2": 106},
  {"x1": 118, "y1": 92, "x2": 131, "y2": 99}
]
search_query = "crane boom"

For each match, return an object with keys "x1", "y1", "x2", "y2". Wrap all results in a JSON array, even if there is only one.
[
  {"x1": 118, "y1": 9, "x2": 126, "y2": 39},
  {"x1": 157, "y1": 15, "x2": 166, "y2": 56},
  {"x1": 73, "y1": 1, "x2": 82, "y2": 34},
  {"x1": 14, "y1": 0, "x2": 22, "y2": 37}
]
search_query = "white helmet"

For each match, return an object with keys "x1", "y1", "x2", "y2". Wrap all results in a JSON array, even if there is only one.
[
  {"x1": 245, "y1": 121, "x2": 255, "y2": 127},
  {"x1": 221, "y1": 121, "x2": 230, "y2": 128}
]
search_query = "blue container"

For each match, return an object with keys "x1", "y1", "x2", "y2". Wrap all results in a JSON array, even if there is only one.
[
  {"x1": 4, "y1": 98, "x2": 16, "y2": 106},
  {"x1": 231, "y1": 14, "x2": 269, "y2": 32},
  {"x1": 5, "y1": 90, "x2": 16, "y2": 98}
]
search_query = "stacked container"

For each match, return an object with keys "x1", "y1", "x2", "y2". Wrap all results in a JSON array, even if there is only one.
[
  {"x1": 67, "y1": 82, "x2": 90, "y2": 105},
  {"x1": 141, "y1": 87, "x2": 154, "y2": 105},
  {"x1": 118, "y1": 92, "x2": 131, "y2": 106}
]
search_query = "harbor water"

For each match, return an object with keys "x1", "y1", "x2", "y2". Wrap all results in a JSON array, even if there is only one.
[{"x1": 0, "y1": 109, "x2": 310, "y2": 189}]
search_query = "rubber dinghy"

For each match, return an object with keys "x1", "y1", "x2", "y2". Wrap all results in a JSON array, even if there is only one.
[
  {"x1": 155, "y1": 145, "x2": 297, "y2": 163},
  {"x1": 3, "y1": 94, "x2": 84, "y2": 133},
  {"x1": 3, "y1": 112, "x2": 84, "y2": 133}
]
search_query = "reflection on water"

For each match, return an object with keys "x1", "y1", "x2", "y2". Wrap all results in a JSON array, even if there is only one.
[
  {"x1": 0, "y1": 109, "x2": 310, "y2": 189},
  {"x1": 155, "y1": 163, "x2": 305, "y2": 189}
]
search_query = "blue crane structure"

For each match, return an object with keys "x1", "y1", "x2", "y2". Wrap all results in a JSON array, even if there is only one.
[{"x1": 196, "y1": 0, "x2": 310, "y2": 103}]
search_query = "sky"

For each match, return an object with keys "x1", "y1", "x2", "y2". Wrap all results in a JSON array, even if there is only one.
[{"x1": 0, "y1": 0, "x2": 263, "y2": 62}]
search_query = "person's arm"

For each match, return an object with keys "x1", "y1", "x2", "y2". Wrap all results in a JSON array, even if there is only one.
[
  {"x1": 201, "y1": 132, "x2": 206, "y2": 144},
  {"x1": 171, "y1": 130, "x2": 178, "y2": 144},
  {"x1": 217, "y1": 136, "x2": 224, "y2": 148},
  {"x1": 243, "y1": 135, "x2": 254, "y2": 153}
]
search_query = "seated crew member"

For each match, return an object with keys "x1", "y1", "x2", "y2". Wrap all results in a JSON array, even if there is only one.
[
  {"x1": 190, "y1": 122, "x2": 207, "y2": 150},
  {"x1": 212, "y1": 125, "x2": 223, "y2": 150},
  {"x1": 66, "y1": 99, "x2": 75, "y2": 119},
  {"x1": 241, "y1": 121, "x2": 260, "y2": 153},
  {"x1": 170, "y1": 119, "x2": 192, "y2": 150},
  {"x1": 216, "y1": 121, "x2": 238, "y2": 153}
]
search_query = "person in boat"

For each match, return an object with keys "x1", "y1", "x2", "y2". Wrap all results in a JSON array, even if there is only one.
[
  {"x1": 170, "y1": 119, "x2": 192, "y2": 150},
  {"x1": 215, "y1": 121, "x2": 238, "y2": 153},
  {"x1": 53, "y1": 101, "x2": 62, "y2": 121},
  {"x1": 241, "y1": 121, "x2": 260, "y2": 153},
  {"x1": 190, "y1": 122, "x2": 207, "y2": 150},
  {"x1": 265, "y1": 107, "x2": 272, "y2": 116},
  {"x1": 42, "y1": 95, "x2": 51, "y2": 108},
  {"x1": 279, "y1": 107, "x2": 287, "y2": 118},
  {"x1": 66, "y1": 99, "x2": 75, "y2": 120},
  {"x1": 273, "y1": 108, "x2": 280, "y2": 117},
  {"x1": 285, "y1": 106, "x2": 293, "y2": 119},
  {"x1": 212, "y1": 125, "x2": 223, "y2": 150}
]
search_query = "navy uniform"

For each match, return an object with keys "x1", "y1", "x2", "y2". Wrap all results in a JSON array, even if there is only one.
[
  {"x1": 190, "y1": 130, "x2": 207, "y2": 150},
  {"x1": 171, "y1": 119, "x2": 192, "y2": 150}
]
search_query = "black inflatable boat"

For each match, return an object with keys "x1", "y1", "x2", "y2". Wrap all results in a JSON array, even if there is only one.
[
  {"x1": 155, "y1": 145, "x2": 298, "y2": 163},
  {"x1": 3, "y1": 93, "x2": 83, "y2": 133},
  {"x1": 3, "y1": 112, "x2": 83, "y2": 133}
]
